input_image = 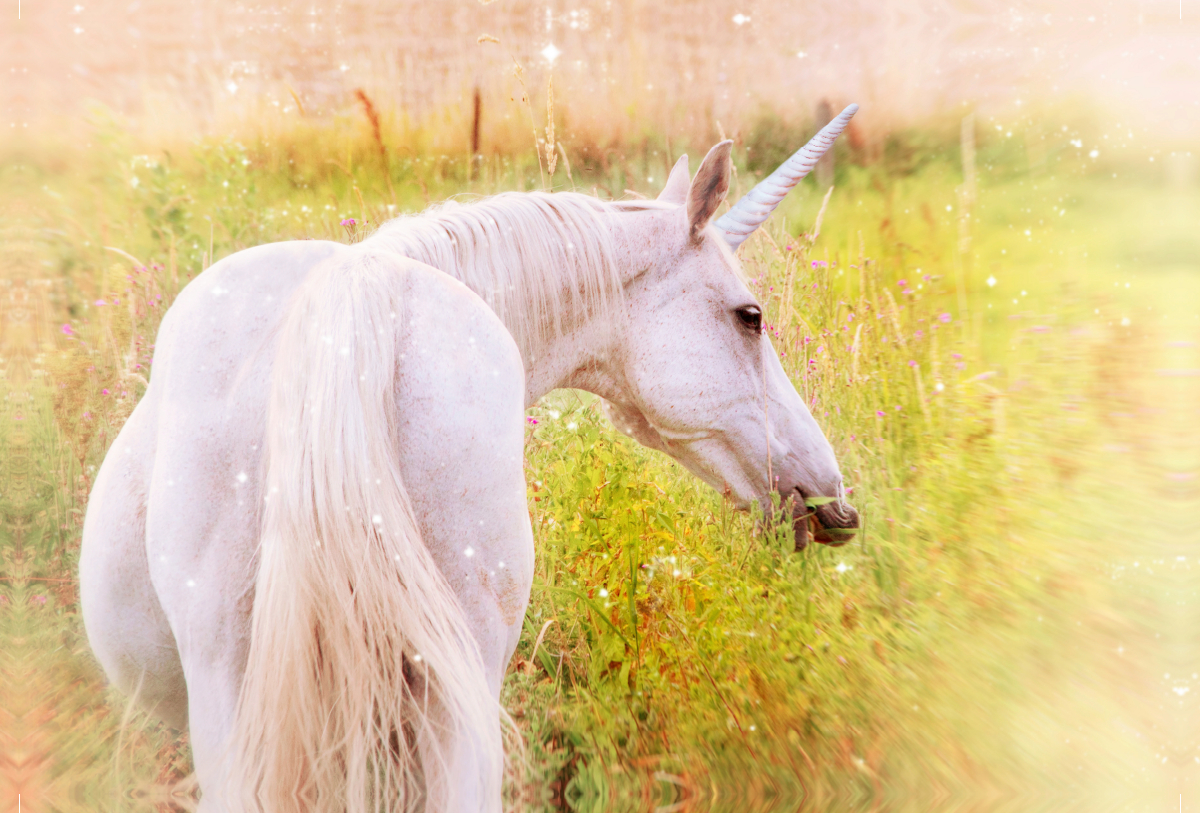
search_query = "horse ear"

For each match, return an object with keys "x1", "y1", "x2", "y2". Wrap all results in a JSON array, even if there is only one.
[
  {"x1": 686, "y1": 140, "x2": 733, "y2": 239},
  {"x1": 657, "y1": 155, "x2": 690, "y2": 204}
]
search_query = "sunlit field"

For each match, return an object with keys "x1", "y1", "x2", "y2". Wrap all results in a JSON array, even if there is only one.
[
  {"x1": 3, "y1": 105, "x2": 1195, "y2": 809},
  {"x1": 3, "y1": 2, "x2": 1200, "y2": 810}
]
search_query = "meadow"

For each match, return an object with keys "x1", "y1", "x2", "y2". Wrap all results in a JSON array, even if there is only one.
[{"x1": 1, "y1": 97, "x2": 1194, "y2": 810}]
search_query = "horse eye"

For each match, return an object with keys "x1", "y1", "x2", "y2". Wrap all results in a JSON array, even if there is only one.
[{"x1": 735, "y1": 305, "x2": 762, "y2": 333}]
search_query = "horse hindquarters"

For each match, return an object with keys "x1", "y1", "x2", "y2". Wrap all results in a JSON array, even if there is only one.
[
  {"x1": 223, "y1": 249, "x2": 531, "y2": 813},
  {"x1": 79, "y1": 389, "x2": 189, "y2": 729}
]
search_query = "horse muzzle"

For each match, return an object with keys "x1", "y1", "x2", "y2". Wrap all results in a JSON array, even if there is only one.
[{"x1": 791, "y1": 493, "x2": 859, "y2": 550}]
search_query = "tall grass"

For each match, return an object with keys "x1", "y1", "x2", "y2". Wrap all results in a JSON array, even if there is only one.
[{"x1": 0, "y1": 103, "x2": 1187, "y2": 809}]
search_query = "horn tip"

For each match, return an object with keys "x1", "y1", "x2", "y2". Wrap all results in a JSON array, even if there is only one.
[{"x1": 842, "y1": 103, "x2": 860, "y2": 117}]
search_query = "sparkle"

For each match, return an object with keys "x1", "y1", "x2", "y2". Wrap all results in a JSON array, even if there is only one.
[
  {"x1": 540, "y1": 44, "x2": 562, "y2": 63},
  {"x1": 236, "y1": 471, "x2": 248, "y2": 484},
  {"x1": 464, "y1": 546, "x2": 475, "y2": 558}
]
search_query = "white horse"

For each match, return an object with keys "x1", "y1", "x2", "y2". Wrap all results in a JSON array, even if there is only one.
[{"x1": 79, "y1": 106, "x2": 860, "y2": 811}]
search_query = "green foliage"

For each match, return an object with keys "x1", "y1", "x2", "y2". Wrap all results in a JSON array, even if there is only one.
[{"x1": 2, "y1": 112, "x2": 1159, "y2": 807}]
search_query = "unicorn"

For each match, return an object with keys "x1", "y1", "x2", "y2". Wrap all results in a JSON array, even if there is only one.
[{"x1": 79, "y1": 105, "x2": 860, "y2": 811}]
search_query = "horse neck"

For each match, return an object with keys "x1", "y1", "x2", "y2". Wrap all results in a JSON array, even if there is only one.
[{"x1": 519, "y1": 208, "x2": 653, "y2": 407}]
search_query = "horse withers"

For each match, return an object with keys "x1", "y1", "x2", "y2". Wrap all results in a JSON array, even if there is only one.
[{"x1": 79, "y1": 106, "x2": 859, "y2": 811}]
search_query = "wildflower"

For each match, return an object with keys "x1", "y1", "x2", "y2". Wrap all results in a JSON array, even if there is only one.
[
  {"x1": 811, "y1": 260, "x2": 828, "y2": 269},
  {"x1": 914, "y1": 330, "x2": 924, "y2": 339},
  {"x1": 897, "y1": 279, "x2": 908, "y2": 288},
  {"x1": 951, "y1": 353, "x2": 963, "y2": 360},
  {"x1": 894, "y1": 405, "x2": 901, "y2": 410},
  {"x1": 907, "y1": 360, "x2": 917, "y2": 367},
  {"x1": 101, "y1": 388, "x2": 109, "y2": 395},
  {"x1": 847, "y1": 313, "x2": 855, "y2": 322},
  {"x1": 875, "y1": 410, "x2": 886, "y2": 417},
  {"x1": 341, "y1": 218, "x2": 357, "y2": 227},
  {"x1": 61, "y1": 324, "x2": 74, "y2": 335},
  {"x1": 94, "y1": 299, "x2": 107, "y2": 306},
  {"x1": 526, "y1": 417, "x2": 538, "y2": 425},
  {"x1": 939, "y1": 312, "x2": 952, "y2": 323},
  {"x1": 32, "y1": 595, "x2": 47, "y2": 606}
]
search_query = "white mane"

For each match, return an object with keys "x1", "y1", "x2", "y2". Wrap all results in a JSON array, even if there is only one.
[{"x1": 367, "y1": 192, "x2": 671, "y2": 359}]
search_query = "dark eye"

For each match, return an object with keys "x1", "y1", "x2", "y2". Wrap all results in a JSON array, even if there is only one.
[{"x1": 735, "y1": 305, "x2": 762, "y2": 333}]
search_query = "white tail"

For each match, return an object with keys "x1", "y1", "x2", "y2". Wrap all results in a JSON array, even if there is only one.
[{"x1": 224, "y1": 248, "x2": 501, "y2": 812}]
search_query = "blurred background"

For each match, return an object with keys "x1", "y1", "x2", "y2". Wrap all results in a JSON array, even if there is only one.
[
  {"x1": 2, "y1": 1, "x2": 1199, "y2": 811},
  {"x1": 5, "y1": 0, "x2": 1200, "y2": 147}
]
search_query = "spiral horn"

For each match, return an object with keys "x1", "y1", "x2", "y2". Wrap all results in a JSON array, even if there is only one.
[{"x1": 715, "y1": 103, "x2": 858, "y2": 250}]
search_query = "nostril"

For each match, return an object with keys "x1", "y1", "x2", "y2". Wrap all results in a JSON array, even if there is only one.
[
  {"x1": 811, "y1": 500, "x2": 859, "y2": 547},
  {"x1": 814, "y1": 500, "x2": 858, "y2": 529}
]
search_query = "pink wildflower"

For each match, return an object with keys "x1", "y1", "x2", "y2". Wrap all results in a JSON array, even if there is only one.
[
  {"x1": 61, "y1": 324, "x2": 74, "y2": 335},
  {"x1": 939, "y1": 312, "x2": 952, "y2": 323},
  {"x1": 94, "y1": 299, "x2": 107, "y2": 306},
  {"x1": 875, "y1": 410, "x2": 886, "y2": 417},
  {"x1": 897, "y1": 279, "x2": 908, "y2": 288}
]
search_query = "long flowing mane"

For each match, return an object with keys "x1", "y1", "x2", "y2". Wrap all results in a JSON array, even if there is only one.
[{"x1": 366, "y1": 191, "x2": 670, "y2": 359}]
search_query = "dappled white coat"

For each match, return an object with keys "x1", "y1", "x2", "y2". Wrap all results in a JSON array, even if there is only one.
[{"x1": 79, "y1": 135, "x2": 857, "y2": 812}]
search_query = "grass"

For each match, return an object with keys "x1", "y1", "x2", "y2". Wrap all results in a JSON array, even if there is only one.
[{"x1": 1, "y1": 105, "x2": 1193, "y2": 810}]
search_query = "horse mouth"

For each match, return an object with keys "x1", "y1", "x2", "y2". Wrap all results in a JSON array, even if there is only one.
[{"x1": 792, "y1": 491, "x2": 859, "y2": 550}]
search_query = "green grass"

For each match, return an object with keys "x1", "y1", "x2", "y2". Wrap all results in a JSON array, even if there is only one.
[{"x1": 1, "y1": 112, "x2": 1191, "y2": 810}]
